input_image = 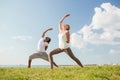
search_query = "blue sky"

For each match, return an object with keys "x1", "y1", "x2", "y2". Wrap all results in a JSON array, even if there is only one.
[{"x1": 0, "y1": 0, "x2": 120, "y2": 65}]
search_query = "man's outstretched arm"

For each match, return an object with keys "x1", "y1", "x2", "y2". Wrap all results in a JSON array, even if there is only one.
[{"x1": 41, "y1": 28, "x2": 53, "y2": 38}]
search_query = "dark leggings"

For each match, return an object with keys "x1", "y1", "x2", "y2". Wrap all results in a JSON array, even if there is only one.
[{"x1": 49, "y1": 47, "x2": 83, "y2": 69}]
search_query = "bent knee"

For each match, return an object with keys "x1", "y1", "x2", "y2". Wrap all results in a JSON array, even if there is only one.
[
  {"x1": 49, "y1": 52, "x2": 55, "y2": 58},
  {"x1": 29, "y1": 55, "x2": 33, "y2": 60},
  {"x1": 48, "y1": 52, "x2": 52, "y2": 57},
  {"x1": 49, "y1": 51, "x2": 54, "y2": 55}
]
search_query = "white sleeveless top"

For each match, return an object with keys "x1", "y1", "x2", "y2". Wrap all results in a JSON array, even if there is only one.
[{"x1": 58, "y1": 31, "x2": 69, "y2": 49}]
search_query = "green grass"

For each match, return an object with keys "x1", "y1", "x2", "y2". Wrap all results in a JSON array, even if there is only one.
[{"x1": 0, "y1": 65, "x2": 120, "y2": 80}]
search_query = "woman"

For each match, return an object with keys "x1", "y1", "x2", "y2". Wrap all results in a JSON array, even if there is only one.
[
  {"x1": 28, "y1": 28, "x2": 58, "y2": 68},
  {"x1": 49, "y1": 14, "x2": 84, "y2": 69}
]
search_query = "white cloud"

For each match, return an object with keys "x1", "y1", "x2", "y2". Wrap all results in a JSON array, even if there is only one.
[
  {"x1": 12, "y1": 35, "x2": 32, "y2": 41},
  {"x1": 71, "y1": 3, "x2": 120, "y2": 49},
  {"x1": 71, "y1": 33, "x2": 86, "y2": 49}
]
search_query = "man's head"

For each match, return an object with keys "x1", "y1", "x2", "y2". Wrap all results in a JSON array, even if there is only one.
[{"x1": 44, "y1": 37, "x2": 51, "y2": 43}]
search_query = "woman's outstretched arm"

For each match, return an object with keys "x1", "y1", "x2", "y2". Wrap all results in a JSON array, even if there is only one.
[{"x1": 59, "y1": 14, "x2": 70, "y2": 32}]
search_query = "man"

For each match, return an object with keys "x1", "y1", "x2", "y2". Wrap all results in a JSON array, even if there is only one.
[{"x1": 28, "y1": 28, "x2": 58, "y2": 68}]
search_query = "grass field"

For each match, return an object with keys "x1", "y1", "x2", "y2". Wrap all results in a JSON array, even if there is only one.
[{"x1": 0, "y1": 65, "x2": 120, "y2": 80}]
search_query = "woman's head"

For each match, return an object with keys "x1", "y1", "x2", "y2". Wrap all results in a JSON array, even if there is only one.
[
  {"x1": 63, "y1": 24, "x2": 70, "y2": 30},
  {"x1": 45, "y1": 37, "x2": 51, "y2": 43}
]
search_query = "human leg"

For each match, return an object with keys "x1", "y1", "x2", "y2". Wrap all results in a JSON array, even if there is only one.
[
  {"x1": 65, "y1": 48, "x2": 83, "y2": 67},
  {"x1": 27, "y1": 52, "x2": 43, "y2": 68},
  {"x1": 49, "y1": 48, "x2": 64, "y2": 69},
  {"x1": 28, "y1": 59, "x2": 32, "y2": 68},
  {"x1": 41, "y1": 52, "x2": 58, "y2": 67}
]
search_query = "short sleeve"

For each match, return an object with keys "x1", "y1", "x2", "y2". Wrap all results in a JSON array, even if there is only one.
[{"x1": 40, "y1": 38, "x2": 44, "y2": 41}]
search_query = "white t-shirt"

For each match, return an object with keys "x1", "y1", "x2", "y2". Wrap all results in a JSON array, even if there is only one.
[
  {"x1": 37, "y1": 38, "x2": 48, "y2": 52},
  {"x1": 58, "y1": 31, "x2": 69, "y2": 49}
]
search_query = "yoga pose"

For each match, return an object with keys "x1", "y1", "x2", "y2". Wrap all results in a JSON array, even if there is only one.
[
  {"x1": 49, "y1": 14, "x2": 83, "y2": 69},
  {"x1": 28, "y1": 28, "x2": 58, "y2": 68}
]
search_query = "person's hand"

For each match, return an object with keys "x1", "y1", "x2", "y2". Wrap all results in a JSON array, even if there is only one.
[
  {"x1": 65, "y1": 14, "x2": 70, "y2": 17},
  {"x1": 48, "y1": 28, "x2": 53, "y2": 30},
  {"x1": 66, "y1": 41, "x2": 69, "y2": 43}
]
